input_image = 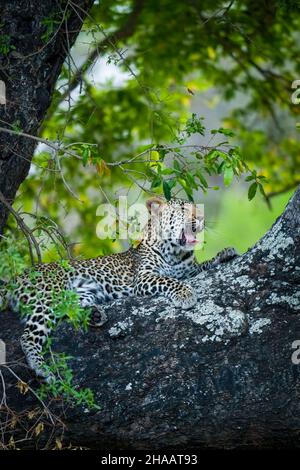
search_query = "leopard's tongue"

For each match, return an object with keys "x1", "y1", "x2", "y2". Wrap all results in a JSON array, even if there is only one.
[{"x1": 185, "y1": 234, "x2": 199, "y2": 244}]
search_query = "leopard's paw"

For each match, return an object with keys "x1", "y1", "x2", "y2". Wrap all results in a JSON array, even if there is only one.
[
  {"x1": 217, "y1": 247, "x2": 238, "y2": 263},
  {"x1": 89, "y1": 307, "x2": 108, "y2": 328},
  {"x1": 43, "y1": 371, "x2": 56, "y2": 384},
  {"x1": 33, "y1": 365, "x2": 56, "y2": 384},
  {"x1": 172, "y1": 285, "x2": 197, "y2": 310}
]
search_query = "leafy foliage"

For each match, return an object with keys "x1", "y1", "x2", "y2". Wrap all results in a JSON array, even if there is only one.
[
  {"x1": 38, "y1": 288, "x2": 98, "y2": 410},
  {"x1": 38, "y1": 351, "x2": 100, "y2": 411},
  {"x1": 0, "y1": 33, "x2": 15, "y2": 55},
  {"x1": 10, "y1": 0, "x2": 297, "y2": 259},
  {"x1": 40, "y1": 13, "x2": 62, "y2": 43},
  {"x1": 0, "y1": 238, "x2": 97, "y2": 409},
  {"x1": 0, "y1": 235, "x2": 29, "y2": 280},
  {"x1": 50, "y1": 289, "x2": 91, "y2": 331}
]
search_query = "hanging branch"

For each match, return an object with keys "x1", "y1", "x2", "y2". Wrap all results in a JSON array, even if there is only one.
[{"x1": 0, "y1": 191, "x2": 42, "y2": 265}]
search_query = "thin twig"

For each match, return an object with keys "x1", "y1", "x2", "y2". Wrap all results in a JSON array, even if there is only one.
[{"x1": 0, "y1": 191, "x2": 42, "y2": 265}]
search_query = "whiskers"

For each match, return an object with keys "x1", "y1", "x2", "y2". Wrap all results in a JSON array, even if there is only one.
[{"x1": 203, "y1": 219, "x2": 222, "y2": 238}]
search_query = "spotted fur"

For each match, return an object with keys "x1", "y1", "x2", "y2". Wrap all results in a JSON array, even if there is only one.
[{"x1": 0, "y1": 198, "x2": 237, "y2": 381}]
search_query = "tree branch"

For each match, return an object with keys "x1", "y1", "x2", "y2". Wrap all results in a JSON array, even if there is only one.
[
  {"x1": 0, "y1": 190, "x2": 42, "y2": 264},
  {"x1": 0, "y1": 0, "x2": 95, "y2": 234},
  {"x1": 266, "y1": 181, "x2": 300, "y2": 201}
]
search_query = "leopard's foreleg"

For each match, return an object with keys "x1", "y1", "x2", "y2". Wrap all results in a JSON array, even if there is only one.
[
  {"x1": 183, "y1": 247, "x2": 238, "y2": 278},
  {"x1": 134, "y1": 272, "x2": 197, "y2": 309}
]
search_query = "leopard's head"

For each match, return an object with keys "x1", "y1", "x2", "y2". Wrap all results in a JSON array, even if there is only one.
[{"x1": 145, "y1": 197, "x2": 204, "y2": 251}]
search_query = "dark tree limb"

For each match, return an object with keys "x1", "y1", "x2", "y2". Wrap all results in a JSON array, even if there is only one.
[
  {"x1": 0, "y1": 0, "x2": 94, "y2": 234},
  {"x1": 0, "y1": 186, "x2": 299, "y2": 449}
]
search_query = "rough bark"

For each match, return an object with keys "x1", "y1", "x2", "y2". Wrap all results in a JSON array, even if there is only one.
[
  {"x1": 0, "y1": 187, "x2": 299, "y2": 450},
  {"x1": 0, "y1": 0, "x2": 94, "y2": 233}
]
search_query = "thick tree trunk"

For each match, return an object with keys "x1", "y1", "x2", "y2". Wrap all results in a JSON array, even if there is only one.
[
  {"x1": 0, "y1": 187, "x2": 299, "y2": 450},
  {"x1": 0, "y1": 0, "x2": 94, "y2": 233}
]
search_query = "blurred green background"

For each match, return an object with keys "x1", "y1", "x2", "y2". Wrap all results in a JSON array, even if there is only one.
[
  {"x1": 5, "y1": 0, "x2": 299, "y2": 266},
  {"x1": 197, "y1": 188, "x2": 292, "y2": 261}
]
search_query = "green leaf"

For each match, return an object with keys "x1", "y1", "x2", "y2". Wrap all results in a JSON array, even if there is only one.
[
  {"x1": 211, "y1": 127, "x2": 235, "y2": 137},
  {"x1": 206, "y1": 149, "x2": 221, "y2": 162},
  {"x1": 185, "y1": 172, "x2": 198, "y2": 189},
  {"x1": 139, "y1": 143, "x2": 155, "y2": 152},
  {"x1": 167, "y1": 178, "x2": 177, "y2": 190},
  {"x1": 178, "y1": 178, "x2": 194, "y2": 200},
  {"x1": 184, "y1": 113, "x2": 205, "y2": 137},
  {"x1": 185, "y1": 190, "x2": 194, "y2": 202},
  {"x1": 161, "y1": 168, "x2": 174, "y2": 175},
  {"x1": 217, "y1": 161, "x2": 225, "y2": 174},
  {"x1": 150, "y1": 176, "x2": 162, "y2": 189},
  {"x1": 163, "y1": 180, "x2": 172, "y2": 200},
  {"x1": 248, "y1": 182, "x2": 258, "y2": 201},
  {"x1": 173, "y1": 160, "x2": 181, "y2": 172},
  {"x1": 245, "y1": 175, "x2": 254, "y2": 182},
  {"x1": 223, "y1": 165, "x2": 234, "y2": 187},
  {"x1": 82, "y1": 147, "x2": 89, "y2": 167},
  {"x1": 196, "y1": 171, "x2": 208, "y2": 188},
  {"x1": 258, "y1": 182, "x2": 266, "y2": 197},
  {"x1": 12, "y1": 120, "x2": 22, "y2": 133},
  {"x1": 158, "y1": 149, "x2": 167, "y2": 160}
]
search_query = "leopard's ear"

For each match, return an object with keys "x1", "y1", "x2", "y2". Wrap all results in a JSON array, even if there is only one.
[{"x1": 146, "y1": 197, "x2": 164, "y2": 215}]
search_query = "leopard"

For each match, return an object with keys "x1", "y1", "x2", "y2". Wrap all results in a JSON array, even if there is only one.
[{"x1": 0, "y1": 197, "x2": 237, "y2": 382}]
